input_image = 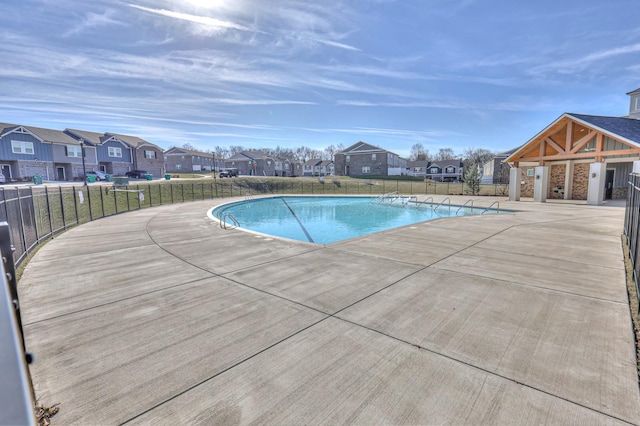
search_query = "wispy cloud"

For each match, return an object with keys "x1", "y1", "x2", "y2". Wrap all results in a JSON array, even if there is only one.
[
  {"x1": 63, "y1": 9, "x2": 125, "y2": 37},
  {"x1": 128, "y1": 4, "x2": 254, "y2": 32}
]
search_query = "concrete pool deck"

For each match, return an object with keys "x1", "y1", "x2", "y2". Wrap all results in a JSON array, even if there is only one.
[{"x1": 19, "y1": 196, "x2": 640, "y2": 425}]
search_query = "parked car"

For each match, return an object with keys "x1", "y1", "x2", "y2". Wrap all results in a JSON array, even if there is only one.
[
  {"x1": 125, "y1": 170, "x2": 148, "y2": 179},
  {"x1": 0, "y1": 172, "x2": 5, "y2": 184},
  {"x1": 219, "y1": 168, "x2": 239, "y2": 178},
  {"x1": 86, "y1": 170, "x2": 107, "y2": 181}
]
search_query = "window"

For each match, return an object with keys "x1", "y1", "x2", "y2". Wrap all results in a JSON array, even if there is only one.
[
  {"x1": 362, "y1": 166, "x2": 370, "y2": 174},
  {"x1": 11, "y1": 140, "x2": 34, "y2": 154},
  {"x1": 430, "y1": 167, "x2": 439, "y2": 174},
  {"x1": 67, "y1": 145, "x2": 82, "y2": 158},
  {"x1": 445, "y1": 166, "x2": 455, "y2": 173},
  {"x1": 176, "y1": 164, "x2": 182, "y2": 170},
  {"x1": 527, "y1": 169, "x2": 534, "y2": 177},
  {"x1": 636, "y1": 97, "x2": 640, "y2": 111},
  {"x1": 144, "y1": 150, "x2": 156, "y2": 159},
  {"x1": 108, "y1": 147, "x2": 122, "y2": 157},
  {"x1": 372, "y1": 153, "x2": 376, "y2": 161},
  {"x1": 346, "y1": 155, "x2": 350, "y2": 162}
]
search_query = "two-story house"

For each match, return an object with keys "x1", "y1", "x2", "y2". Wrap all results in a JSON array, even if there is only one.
[
  {"x1": 334, "y1": 142, "x2": 406, "y2": 176},
  {"x1": 225, "y1": 151, "x2": 267, "y2": 175},
  {"x1": 164, "y1": 147, "x2": 214, "y2": 173},
  {"x1": 424, "y1": 160, "x2": 464, "y2": 182},
  {"x1": 108, "y1": 133, "x2": 164, "y2": 177},
  {"x1": 65, "y1": 129, "x2": 133, "y2": 176},
  {"x1": 0, "y1": 123, "x2": 100, "y2": 181}
]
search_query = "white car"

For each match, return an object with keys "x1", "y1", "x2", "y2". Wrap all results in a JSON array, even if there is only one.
[{"x1": 86, "y1": 171, "x2": 107, "y2": 181}]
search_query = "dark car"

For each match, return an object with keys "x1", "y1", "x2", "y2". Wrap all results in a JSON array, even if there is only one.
[
  {"x1": 219, "y1": 168, "x2": 239, "y2": 178},
  {"x1": 125, "y1": 170, "x2": 148, "y2": 179}
]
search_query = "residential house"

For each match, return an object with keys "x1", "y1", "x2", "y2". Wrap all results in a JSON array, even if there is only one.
[
  {"x1": 302, "y1": 159, "x2": 335, "y2": 177},
  {"x1": 65, "y1": 129, "x2": 133, "y2": 176},
  {"x1": 424, "y1": 160, "x2": 464, "y2": 182},
  {"x1": 480, "y1": 150, "x2": 515, "y2": 184},
  {"x1": 505, "y1": 88, "x2": 640, "y2": 203},
  {"x1": 406, "y1": 160, "x2": 428, "y2": 178},
  {"x1": 165, "y1": 147, "x2": 214, "y2": 173},
  {"x1": 108, "y1": 133, "x2": 164, "y2": 177},
  {"x1": 334, "y1": 142, "x2": 406, "y2": 176},
  {"x1": 0, "y1": 123, "x2": 99, "y2": 181},
  {"x1": 225, "y1": 151, "x2": 266, "y2": 175}
]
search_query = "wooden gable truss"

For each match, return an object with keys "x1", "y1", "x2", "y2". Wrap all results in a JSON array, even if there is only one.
[{"x1": 506, "y1": 114, "x2": 640, "y2": 167}]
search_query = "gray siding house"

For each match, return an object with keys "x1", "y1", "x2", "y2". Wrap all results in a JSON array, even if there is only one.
[
  {"x1": 0, "y1": 123, "x2": 100, "y2": 181},
  {"x1": 334, "y1": 142, "x2": 406, "y2": 176},
  {"x1": 424, "y1": 160, "x2": 464, "y2": 182},
  {"x1": 107, "y1": 133, "x2": 164, "y2": 177},
  {"x1": 164, "y1": 147, "x2": 214, "y2": 173},
  {"x1": 65, "y1": 129, "x2": 133, "y2": 176}
]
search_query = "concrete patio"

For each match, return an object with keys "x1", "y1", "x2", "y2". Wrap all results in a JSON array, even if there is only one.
[{"x1": 19, "y1": 196, "x2": 640, "y2": 425}]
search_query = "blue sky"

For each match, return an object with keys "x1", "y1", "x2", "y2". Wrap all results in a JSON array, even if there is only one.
[{"x1": 1, "y1": 0, "x2": 639, "y2": 158}]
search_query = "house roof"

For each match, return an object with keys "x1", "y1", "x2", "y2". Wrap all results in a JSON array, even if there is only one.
[
  {"x1": 24, "y1": 126, "x2": 80, "y2": 145},
  {"x1": 65, "y1": 128, "x2": 107, "y2": 146},
  {"x1": 0, "y1": 122, "x2": 19, "y2": 134},
  {"x1": 339, "y1": 141, "x2": 395, "y2": 155},
  {"x1": 567, "y1": 113, "x2": 640, "y2": 146},
  {"x1": 107, "y1": 133, "x2": 160, "y2": 149},
  {"x1": 504, "y1": 112, "x2": 640, "y2": 163},
  {"x1": 304, "y1": 158, "x2": 322, "y2": 166},
  {"x1": 626, "y1": 87, "x2": 640, "y2": 95},
  {"x1": 165, "y1": 147, "x2": 212, "y2": 156}
]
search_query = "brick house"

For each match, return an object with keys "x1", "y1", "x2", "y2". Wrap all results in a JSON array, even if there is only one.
[
  {"x1": 164, "y1": 147, "x2": 214, "y2": 173},
  {"x1": 334, "y1": 142, "x2": 406, "y2": 177}
]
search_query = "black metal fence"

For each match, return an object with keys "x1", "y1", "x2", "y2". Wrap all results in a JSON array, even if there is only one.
[
  {"x1": 0, "y1": 178, "x2": 510, "y2": 268},
  {"x1": 624, "y1": 173, "x2": 640, "y2": 310}
]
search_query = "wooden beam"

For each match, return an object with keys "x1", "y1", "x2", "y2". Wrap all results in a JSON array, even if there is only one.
[
  {"x1": 525, "y1": 148, "x2": 640, "y2": 162},
  {"x1": 539, "y1": 139, "x2": 546, "y2": 165},
  {"x1": 570, "y1": 131, "x2": 596, "y2": 154},
  {"x1": 595, "y1": 133, "x2": 604, "y2": 162},
  {"x1": 545, "y1": 137, "x2": 566, "y2": 154},
  {"x1": 565, "y1": 121, "x2": 573, "y2": 152}
]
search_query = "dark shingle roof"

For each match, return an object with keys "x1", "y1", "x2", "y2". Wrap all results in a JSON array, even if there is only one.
[{"x1": 567, "y1": 113, "x2": 640, "y2": 145}]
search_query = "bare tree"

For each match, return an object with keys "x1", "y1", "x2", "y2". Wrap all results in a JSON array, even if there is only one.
[
  {"x1": 434, "y1": 148, "x2": 457, "y2": 161},
  {"x1": 463, "y1": 147, "x2": 495, "y2": 168},
  {"x1": 182, "y1": 143, "x2": 195, "y2": 150},
  {"x1": 409, "y1": 143, "x2": 429, "y2": 161}
]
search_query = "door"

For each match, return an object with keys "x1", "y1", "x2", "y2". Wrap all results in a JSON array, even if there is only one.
[
  {"x1": 605, "y1": 170, "x2": 614, "y2": 199},
  {"x1": 1, "y1": 164, "x2": 10, "y2": 180},
  {"x1": 56, "y1": 167, "x2": 65, "y2": 181}
]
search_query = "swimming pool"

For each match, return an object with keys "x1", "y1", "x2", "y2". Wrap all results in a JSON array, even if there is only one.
[{"x1": 210, "y1": 196, "x2": 501, "y2": 244}]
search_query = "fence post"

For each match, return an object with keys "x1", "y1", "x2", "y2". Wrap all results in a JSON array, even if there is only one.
[
  {"x1": 45, "y1": 186, "x2": 54, "y2": 238},
  {"x1": 16, "y1": 189, "x2": 27, "y2": 256},
  {"x1": 87, "y1": 185, "x2": 94, "y2": 221},
  {"x1": 99, "y1": 186, "x2": 105, "y2": 218},
  {"x1": 72, "y1": 185, "x2": 79, "y2": 225},
  {"x1": 59, "y1": 187, "x2": 66, "y2": 231}
]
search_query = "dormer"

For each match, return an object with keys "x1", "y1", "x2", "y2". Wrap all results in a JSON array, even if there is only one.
[{"x1": 627, "y1": 87, "x2": 640, "y2": 119}]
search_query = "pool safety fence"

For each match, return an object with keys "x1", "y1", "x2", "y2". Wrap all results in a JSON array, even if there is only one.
[
  {"x1": 0, "y1": 179, "x2": 509, "y2": 268},
  {"x1": 624, "y1": 173, "x2": 640, "y2": 313}
]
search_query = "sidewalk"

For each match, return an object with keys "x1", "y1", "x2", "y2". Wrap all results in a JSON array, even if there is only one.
[{"x1": 20, "y1": 197, "x2": 640, "y2": 424}]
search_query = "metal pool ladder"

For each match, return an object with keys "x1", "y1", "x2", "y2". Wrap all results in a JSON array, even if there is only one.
[
  {"x1": 456, "y1": 199, "x2": 474, "y2": 216},
  {"x1": 219, "y1": 212, "x2": 239, "y2": 229},
  {"x1": 433, "y1": 198, "x2": 450, "y2": 212}
]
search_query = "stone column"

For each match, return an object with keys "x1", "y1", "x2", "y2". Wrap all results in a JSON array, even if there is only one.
[
  {"x1": 563, "y1": 160, "x2": 574, "y2": 200},
  {"x1": 533, "y1": 166, "x2": 549, "y2": 202},
  {"x1": 587, "y1": 162, "x2": 606, "y2": 205},
  {"x1": 509, "y1": 167, "x2": 521, "y2": 201}
]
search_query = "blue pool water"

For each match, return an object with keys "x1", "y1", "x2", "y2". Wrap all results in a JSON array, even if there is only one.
[{"x1": 210, "y1": 196, "x2": 500, "y2": 244}]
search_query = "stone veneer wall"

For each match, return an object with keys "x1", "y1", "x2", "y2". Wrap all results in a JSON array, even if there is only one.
[
  {"x1": 521, "y1": 166, "x2": 535, "y2": 197},
  {"x1": 572, "y1": 163, "x2": 589, "y2": 200},
  {"x1": 613, "y1": 186, "x2": 628, "y2": 200},
  {"x1": 548, "y1": 164, "x2": 566, "y2": 199}
]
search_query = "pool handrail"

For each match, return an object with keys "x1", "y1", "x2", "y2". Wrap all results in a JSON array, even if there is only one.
[
  {"x1": 433, "y1": 198, "x2": 450, "y2": 212},
  {"x1": 456, "y1": 199, "x2": 474, "y2": 216},
  {"x1": 481, "y1": 201, "x2": 500, "y2": 214}
]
